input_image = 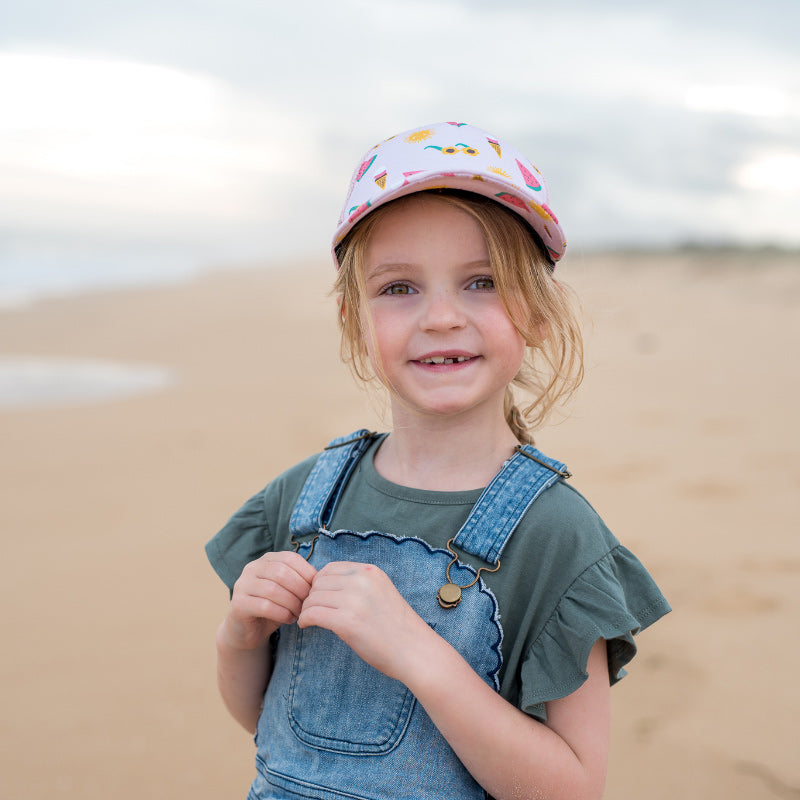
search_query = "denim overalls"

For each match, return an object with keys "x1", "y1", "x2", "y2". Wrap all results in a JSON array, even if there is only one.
[{"x1": 249, "y1": 431, "x2": 569, "y2": 800}]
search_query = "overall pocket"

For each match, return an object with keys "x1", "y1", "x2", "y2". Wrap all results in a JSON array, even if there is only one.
[{"x1": 286, "y1": 623, "x2": 416, "y2": 755}]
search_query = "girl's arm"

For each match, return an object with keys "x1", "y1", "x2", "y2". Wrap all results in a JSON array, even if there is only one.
[
  {"x1": 408, "y1": 632, "x2": 610, "y2": 800},
  {"x1": 299, "y1": 561, "x2": 610, "y2": 800},
  {"x1": 217, "y1": 551, "x2": 317, "y2": 733},
  {"x1": 216, "y1": 628, "x2": 272, "y2": 733}
]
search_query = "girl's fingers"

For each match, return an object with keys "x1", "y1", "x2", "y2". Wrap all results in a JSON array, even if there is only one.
[
  {"x1": 239, "y1": 551, "x2": 316, "y2": 598},
  {"x1": 255, "y1": 564, "x2": 313, "y2": 600},
  {"x1": 230, "y1": 551, "x2": 319, "y2": 629},
  {"x1": 243, "y1": 581, "x2": 305, "y2": 621},
  {"x1": 223, "y1": 552, "x2": 319, "y2": 651},
  {"x1": 255, "y1": 550, "x2": 317, "y2": 584}
]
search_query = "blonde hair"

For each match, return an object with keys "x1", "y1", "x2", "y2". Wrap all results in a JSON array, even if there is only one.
[{"x1": 333, "y1": 191, "x2": 584, "y2": 443}]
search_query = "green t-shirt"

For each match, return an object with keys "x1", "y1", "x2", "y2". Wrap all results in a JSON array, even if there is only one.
[{"x1": 206, "y1": 436, "x2": 670, "y2": 721}]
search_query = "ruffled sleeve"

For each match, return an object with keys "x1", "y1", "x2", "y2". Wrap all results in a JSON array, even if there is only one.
[
  {"x1": 205, "y1": 452, "x2": 321, "y2": 592},
  {"x1": 519, "y1": 544, "x2": 671, "y2": 720},
  {"x1": 205, "y1": 489, "x2": 274, "y2": 593}
]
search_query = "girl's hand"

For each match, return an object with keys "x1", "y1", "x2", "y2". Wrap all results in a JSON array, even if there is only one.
[
  {"x1": 297, "y1": 561, "x2": 432, "y2": 682},
  {"x1": 220, "y1": 551, "x2": 317, "y2": 652}
]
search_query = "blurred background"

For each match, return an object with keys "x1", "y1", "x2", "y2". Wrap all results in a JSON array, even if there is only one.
[
  {"x1": 2, "y1": 3, "x2": 799, "y2": 799},
  {"x1": 2, "y1": 0, "x2": 798, "y2": 305}
]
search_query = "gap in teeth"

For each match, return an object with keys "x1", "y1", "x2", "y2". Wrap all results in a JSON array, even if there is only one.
[{"x1": 423, "y1": 356, "x2": 469, "y2": 364}]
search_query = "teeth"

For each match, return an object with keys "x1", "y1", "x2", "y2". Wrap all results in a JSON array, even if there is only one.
[{"x1": 421, "y1": 356, "x2": 470, "y2": 364}]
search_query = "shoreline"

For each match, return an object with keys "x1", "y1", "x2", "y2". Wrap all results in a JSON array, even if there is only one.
[{"x1": 2, "y1": 243, "x2": 796, "y2": 311}]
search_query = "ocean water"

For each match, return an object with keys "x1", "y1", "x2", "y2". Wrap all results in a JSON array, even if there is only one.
[{"x1": 0, "y1": 245, "x2": 208, "y2": 310}]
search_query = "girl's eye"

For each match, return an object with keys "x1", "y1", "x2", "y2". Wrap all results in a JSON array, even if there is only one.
[
  {"x1": 383, "y1": 282, "x2": 416, "y2": 295},
  {"x1": 468, "y1": 277, "x2": 495, "y2": 291}
]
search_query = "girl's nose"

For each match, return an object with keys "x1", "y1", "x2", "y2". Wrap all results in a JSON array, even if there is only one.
[{"x1": 420, "y1": 290, "x2": 466, "y2": 331}]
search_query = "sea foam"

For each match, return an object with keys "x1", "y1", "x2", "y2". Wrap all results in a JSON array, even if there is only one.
[{"x1": 0, "y1": 357, "x2": 174, "y2": 409}]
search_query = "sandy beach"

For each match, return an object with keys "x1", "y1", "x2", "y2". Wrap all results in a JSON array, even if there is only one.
[{"x1": 1, "y1": 250, "x2": 798, "y2": 799}]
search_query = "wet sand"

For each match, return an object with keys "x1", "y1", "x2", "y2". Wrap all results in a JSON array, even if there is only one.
[{"x1": 1, "y1": 250, "x2": 798, "y2": 799}]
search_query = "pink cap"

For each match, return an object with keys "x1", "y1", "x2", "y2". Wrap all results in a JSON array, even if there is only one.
[{"x1": 333, "y1": 121, "x2": 566, "y2": 268}]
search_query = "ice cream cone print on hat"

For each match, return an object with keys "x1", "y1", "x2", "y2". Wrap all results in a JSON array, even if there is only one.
[{"x1": 333, "y1": 122, "x2": 566, "y2": 267}]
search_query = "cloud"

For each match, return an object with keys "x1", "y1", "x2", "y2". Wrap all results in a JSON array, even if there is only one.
[
  {"x1": 0, "y1": 52, "x2": 320, "y2": 238},
  {"x1": 737, "y1": 152, "x2": 800, "y2": 195},
  {"x1": 686, "y1": 86, "x2": 790, "y2": 118}
]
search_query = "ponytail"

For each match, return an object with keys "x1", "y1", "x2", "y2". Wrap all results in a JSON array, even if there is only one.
[{"x1": 504, "y1": 388, "x2": 534, "y2": 445}]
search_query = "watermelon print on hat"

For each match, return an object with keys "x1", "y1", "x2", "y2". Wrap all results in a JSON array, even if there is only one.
[
  {"x1": 333, "y1": 122, "x2": 566, "y2": 268},
  {"x1": 355, "y1": 155, "x2": 376, "y2": 182},
  {"x1": 516, "y1": 159, "x2": 541, "y2": 191}
]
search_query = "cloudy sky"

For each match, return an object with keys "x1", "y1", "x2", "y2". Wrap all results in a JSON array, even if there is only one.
[{"x1": 1, "y1": 0, "x2": 798, "y2": 293}]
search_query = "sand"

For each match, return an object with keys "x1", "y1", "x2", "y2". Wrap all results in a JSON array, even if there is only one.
[{"x1": 1, "y1": 250, "x2": 798, "y2": 799}]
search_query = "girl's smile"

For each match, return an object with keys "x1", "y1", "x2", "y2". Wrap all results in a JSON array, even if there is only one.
[
  {"x1": 414, "y1": 351, "x2": 476, "y2": 369},
  {"x1": 361, "y1": 195, "x2": 526, "y2": 424}
]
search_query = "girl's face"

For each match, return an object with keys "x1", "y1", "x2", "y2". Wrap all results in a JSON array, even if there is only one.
[{"x1": 360, "y1": 195, "x2": 526, "y2": 425}]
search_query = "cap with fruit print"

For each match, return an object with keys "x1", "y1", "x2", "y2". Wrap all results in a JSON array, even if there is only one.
[{"x1": 333, "y1": 121, "x2": 566, "y2": 268}]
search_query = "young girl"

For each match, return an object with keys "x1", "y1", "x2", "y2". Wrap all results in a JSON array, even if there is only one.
[{"x1": 207, "y1": 121, "x2": 670, "y2": 800}]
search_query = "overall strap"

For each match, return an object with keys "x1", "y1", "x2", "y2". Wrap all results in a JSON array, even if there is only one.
[
  {"x1": 452, "y1": 445, "x2": 570, "y2": 565},
  {"x1": 289, "y1": 430, "x2": 377, "y2": 537}
]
